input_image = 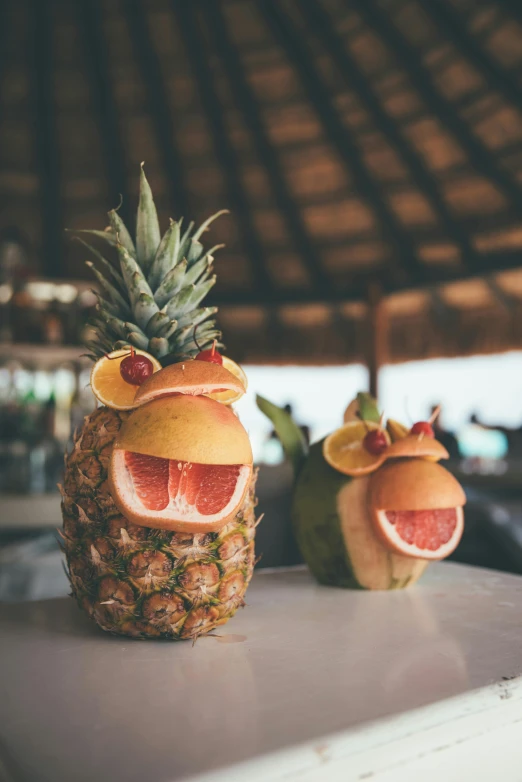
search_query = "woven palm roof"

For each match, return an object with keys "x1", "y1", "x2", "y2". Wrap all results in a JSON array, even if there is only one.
[{"x1": 2, "y1": 0, "x2": 522, "y2": 362}]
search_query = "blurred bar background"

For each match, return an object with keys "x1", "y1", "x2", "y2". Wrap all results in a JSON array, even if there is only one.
[{"x1": 3, "y1": 0, "x2": 522, "y2": 598}]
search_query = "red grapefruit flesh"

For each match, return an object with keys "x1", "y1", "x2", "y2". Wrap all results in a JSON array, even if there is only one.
[
  {"x1": 110, "y1": 449, "x2": 251, "y2": 532},
  {"x1": 374, "y1": 506, "x2": 464, "y2": 560},
  {"x1": 124, "y1": 452, "x2": 169, "y2": 511}
]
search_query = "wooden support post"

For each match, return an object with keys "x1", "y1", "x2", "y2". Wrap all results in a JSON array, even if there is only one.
[{"x1": 367, "y1": 285, "x2": 386, "y2": 402}]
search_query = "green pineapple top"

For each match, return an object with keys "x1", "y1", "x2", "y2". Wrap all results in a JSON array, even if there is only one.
[{"x1": 76, "y1": 164, "x2": 226, "y2": 365}]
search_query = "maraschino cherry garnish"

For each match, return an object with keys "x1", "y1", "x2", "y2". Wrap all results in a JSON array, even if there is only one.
[
  {"x1": 195, "y1": 336, "x2": 223, "y2": 365},
  {"x1": 410, "y1": 421, "x2": 434, "y2": 437},
  {"x1": 410, "y1": 405, "x2": 441, "y2": 439},
  {"x1": 363, "y1": 413, "x2": 388, "y2": 455},
  {"x1": 363, "y1": 428, "x2": 388, "y2": 455},
  {"x1": 105, "y1": 346, "x2": 154, "y2": 386}
]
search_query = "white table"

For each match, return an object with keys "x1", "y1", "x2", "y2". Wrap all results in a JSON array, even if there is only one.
[{"x1": 1, "y1": 563, "x2": 522, "y2": 782}]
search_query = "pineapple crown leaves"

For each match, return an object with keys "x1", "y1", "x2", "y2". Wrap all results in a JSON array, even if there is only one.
[{"x1": 73, "y1": 164, "x2": 228, "y2": 365}]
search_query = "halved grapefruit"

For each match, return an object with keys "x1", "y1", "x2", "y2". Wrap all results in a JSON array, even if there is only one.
[
  {"x1": 373, "y1": 507, "x2": 464, "y2": 560},
  {"x1": 110, "y1": 451, "x2": 252, "y2": 532},
  {"x1": 369, "y1": 459, "x2": 466, "y2": 560},
  {"x1": 133, "y1": 360, "x2": 245, "y2": 407},
  {"x1": 109, "y1": 394, "x2": 253, "y2": 532}
]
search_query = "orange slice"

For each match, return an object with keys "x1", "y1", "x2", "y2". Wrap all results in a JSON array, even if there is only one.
[
  {"x1": 206, "y1": 356, "x2": 247, "y2": 405},
  {"x1": 90, "y1": 349, "x2": 162, "y2": 410},
  {"x1": 323, "y1": 421, "x2": 390, "y2": 477}
]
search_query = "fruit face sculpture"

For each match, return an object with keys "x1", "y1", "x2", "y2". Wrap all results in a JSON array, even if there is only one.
[
  {"x1": 258, "y1": 393, "x2": 465, "y2": 591},
  {"x1": 61, "y1": 167, "x2": 258, "y2": 640}
]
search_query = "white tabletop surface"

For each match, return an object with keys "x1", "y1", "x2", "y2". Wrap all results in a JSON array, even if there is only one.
[{"x1": 1, "y1": 563, "x2": 522, "y2": 782}]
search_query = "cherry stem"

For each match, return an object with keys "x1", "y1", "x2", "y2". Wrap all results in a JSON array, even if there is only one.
[
  {"x1": 193, "y1": 324, "x2": 203, "y2": 353},
  {"x1": 211, "y1": 340, "x2": 216, "y2": 356},
  {"x1": 429, "y1": 405, "x2": 441, "y2": 425},
  {"x1": 378, "y1": 411, "x2": 385, "y2": 431}
]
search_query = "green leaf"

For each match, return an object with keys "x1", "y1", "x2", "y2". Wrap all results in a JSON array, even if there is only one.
[
  {"x1": 186, "y1": 238, "x2": 203, "y2": 266},
  {"x1": 149, "y1": 219, "x2": 181, "y2": 292},
  {"x1": 256, "y1": 395, "x2": 309, "y2": 478},
  {"x1": 69, "y1": 228, "x2": 119, "y2": 247},
  {"x1": 192, "y1": 209, "x2": 229, "y2": 241},
  {"x1": 136, "y1": 163, "x2": 161, "y2": 272},
  {"x1": 148, "y1": 336, "x2": 170, "y2": 358},
  {"x1": 126, "y1": 331, "x2": 149, "y2": 351},
  {"x1": 85, "y1": 262, "x2": 131, "y2": 316},
  {"x1": 183, "y1": 254, "x2": 211, "y2": 287},
  {"x1": 134, "y1": 292, "x2": 159, "y2": 331},
  {"x1": 155, "y1": 318, "x2": 178, "y2": 340},
  {"x1": 74, "y1": 237, "x2": 125, "y2": 291},
  {"x1": 357, "y1": 392, "x2": 381, "y2": 423},
  {"x1": 178, "y1": 220, "x2": 195, "y2": 260},
  {"x1": 107, "y1": 209, "x2": 136, "y2": 257},
  {"x1": 146, "y1": 310, "x2": 171, "y2": 337},
  {"x1": 169, "y1": 276, "x2": 215, "y2": 317},
  {"x1": 117, "y1": 246, "x2": 154, "y2": 309},
  {"x1": 176, "y1": 306, "x2": 217, "y2": 330},
  {"x1": 153, "y1": 258, "x2": 188, "y2": 307}
]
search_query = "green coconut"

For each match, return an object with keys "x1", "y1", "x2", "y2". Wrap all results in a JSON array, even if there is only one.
[
  {"x1": 292, "y1": 440, "x2": 427, "y2": 590},
  {"x1": 257, "y1": 393, "x2": 428, "y2": 591}
]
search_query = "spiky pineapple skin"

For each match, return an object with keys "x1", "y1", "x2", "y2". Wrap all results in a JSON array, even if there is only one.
[{"x1": 61, "y1": 407, "x2": 257, "y2": 640}]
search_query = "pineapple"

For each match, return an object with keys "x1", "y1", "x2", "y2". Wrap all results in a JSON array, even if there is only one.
[{"x1": 60, "y1": 166, "x2": 258, "y2": 640}]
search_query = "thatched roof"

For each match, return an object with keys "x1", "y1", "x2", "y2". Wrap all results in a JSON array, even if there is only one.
[{"x1": 2, "y1": 0, "x2": 522, "y2": 362}]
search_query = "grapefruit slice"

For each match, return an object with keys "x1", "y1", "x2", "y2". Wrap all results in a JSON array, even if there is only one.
[
  {"x1": 133, "y1": 360, "x2": 245, "y2": 408},
  {"x1": 110, "y1": 449, "x2": 252, "y2": 532},
  {"x1": 91, "y1": 349, "x2": 162, "y2": 410},
  {"x1": 373, "y1": 507, "x2": 464, "y2": 560}
]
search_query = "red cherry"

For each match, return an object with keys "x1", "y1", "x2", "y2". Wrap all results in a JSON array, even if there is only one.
[
  {"x1": 120, "y1": 353, "x2": 154, "y2": 386},
  {"x1": 410, "y1": 421, "x2": 435, "y2": 438},
  {"x1": 363, "y1": 429, "x2": 388, "y2": 455},
  {"x1": 195, "y1": 340, "x2": 223, "y2": 365}
]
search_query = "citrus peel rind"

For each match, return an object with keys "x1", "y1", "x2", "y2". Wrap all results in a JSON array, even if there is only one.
[
  {"x1": 133, "y1": 360, "x2": 245, "y2": 408},
  {"x1": 370, "y1": 458, "x2": 466, "y2": 511},
  {"x1": 114, "y1": 395, "x2": 253, "y2": 465},
  {"x1": 205, "y1": 356, "x2": 248, "y2": 405},
  {"x1": 90, "y1": 349, "x2": 162, "y2": 410},
  {"x1": 384, "y1": 435, "x2": 449, "y2": 462},
  {"x1": 323, "y1": 421, "x2": 390, "y2": 477},
  {"x1": 109, "y1": 450, "x2": 252, "y2": 532}
]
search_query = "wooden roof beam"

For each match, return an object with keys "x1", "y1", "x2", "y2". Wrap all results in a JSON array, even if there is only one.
[
  {"x1": 124, "y1": 0, "x2": 189, "y2": 218},
  {"x1": 486, "y1": 277, "x2": 517, "y2": 312},
  {"x1": 174, "y1": 3, "x2": 275, "y2": 304},
  {"x1": 300, "y1": 0, "x2": 480, "y2": 275},
  {"x1": 352, "y1": 0, "x2": 522, "y2": 212},
  {"x1": 30, "y1": 0, "x2": 64, "y2": 277},
  {"x1": 209, "y1": 248, "x2": 522, "y2": 306},
  {"x1": 203, "y1": 3, "x2": 332, "y2": 297},
  {"x1": 260, "y1": 1, "x2": 427, "y2": 286},
  {"x1": 425, "y1": 0, "x2": 522, "y2": 115},
  {"x1": 77, "y1": 0, "x2": 131, "y2": 226}
]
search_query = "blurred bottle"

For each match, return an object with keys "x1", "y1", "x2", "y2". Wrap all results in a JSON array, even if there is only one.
[{"x1": 0, "y1": 227, "x2": 38, "y2": 344}]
